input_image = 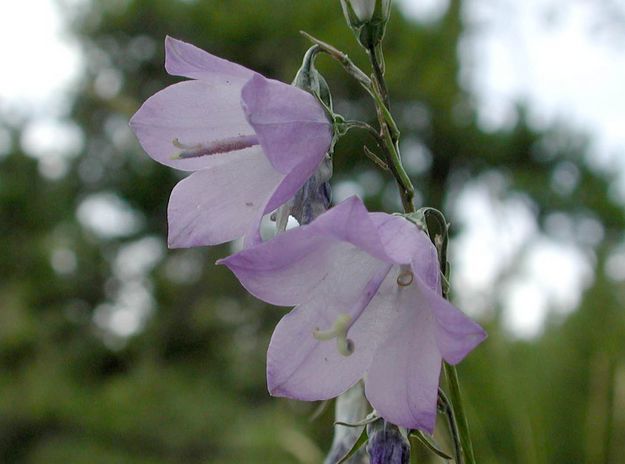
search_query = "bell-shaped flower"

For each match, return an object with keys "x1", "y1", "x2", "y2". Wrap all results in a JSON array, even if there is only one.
[
  {"x1": 130, "y1": 37, "x2": 332, "y2": 248},
  {"x1": 219, "y1": 196, "x2": 486, "y2": 432}
]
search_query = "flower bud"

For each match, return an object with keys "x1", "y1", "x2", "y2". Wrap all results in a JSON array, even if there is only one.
[
  {"x1": 340, "y1": 0, "x2": 392, "y2": 49},
  {"x1": 293, "y1": 46, "x2": 333, "y2": 111},
  {"x1": 366, "y1": 419, "x2": 411, "y2": 464},
  {"x1": 341, "y1": 0, "x2": 376, "y2": 23}
]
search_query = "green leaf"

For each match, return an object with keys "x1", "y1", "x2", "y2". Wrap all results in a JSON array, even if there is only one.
[
  {"x1": 335, "y1": 427, "x2": 369, "y2": 464},
  {"x1": 409, "y1": 430, "x2": 453, "y2": 460}
]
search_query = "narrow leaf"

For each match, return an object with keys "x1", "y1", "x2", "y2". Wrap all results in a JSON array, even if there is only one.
[{"x1": 409, "y1": 430, "x2": 453, "y2": 460}]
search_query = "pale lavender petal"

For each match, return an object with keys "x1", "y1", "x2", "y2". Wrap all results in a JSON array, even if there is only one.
[
  {"x1": 310, "y1": 196, "x2": 392, "y2": 262},
  {"x1": 222, "y1": 232, "x2": 388, "y2": 306},
  {"x1": 241, "y1": 156, "x2": 324, "y2": 248},
  {"x1": 241, "y1": 73, "x2": 331, "y2": 175},
  {"x1": 129, "y1": 80, "x2": 256, "y2": 171},
  {"x1": 221, "y1": 197, "x2": 391, "y2": 302},
  {"x1": 414, "y1": 277, "x2": 487, "y2": 365},
  {"x1": 370, "y1": 213, "x2": 441, "y2": 290},
  {"x1": 164, "y1": 36, "x2": 254, "y2": 83},
  {"x1": 167, "y1": 147, "x2": 283, "y2": 247},
  {"x1": 365, "y1": 272, "x2": 442, "y2": 433},
  {"x1": 262, "y1": 156, "x2": 322, "y2": 213},
  {"x1": 267, "y1": 262, "x2": 398, "y2": 400}
]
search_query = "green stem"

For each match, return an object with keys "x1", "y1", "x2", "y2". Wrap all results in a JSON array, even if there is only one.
[
  {"x1": 378, "y1": 118, "x2": 414, "y2": 213},
  {"x1": 368, "y1": 44, "x2": 390, "y2": 110},
  {"x1": 368, "y1": 63, "x2": 414, "y2": 213},
  {"x1": 438, "y1": 388, "x2": 463, "y2": 463},
  {"x1": 444, "y1": 363, "x2": 477, "y2": 464}
]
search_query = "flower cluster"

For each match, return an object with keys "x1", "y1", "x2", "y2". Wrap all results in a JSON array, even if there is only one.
[{"x1": 130, "y1": 37, "x2": 485, "y2": 434}]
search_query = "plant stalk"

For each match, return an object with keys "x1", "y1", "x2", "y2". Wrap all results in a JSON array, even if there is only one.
[{"x1": 444, "y1": 364, "x2": 477, "y2": 464}]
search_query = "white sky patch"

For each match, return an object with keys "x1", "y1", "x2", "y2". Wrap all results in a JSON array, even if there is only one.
[
  {"x1": 77, "y1": 192, "x2": 143, "y2": 239},
  {"x1": 334, "y1": 180, "x2": 365, "y2": 202},
  {"x1": 524, "y1": 238, "x2": 593, "y2": 312},
  {"x1": 606, "y1": 243, "x2": 625, "y2": 282},
  {"x1": 94, "y1": 237, "x2": 164, "y2": 346},
  {"x1": 450, "y1": 176, "x2": 537, "y2": 313},
  {"x1": 398, "y1": 0, "x2": 450, "y2": 22},
  {"x1": 0, "y1": 0, "x2": 82, "y2": 118},
  {"x1": 461, "y1": 0, "x2": 625, "y2": 172},
  {"x1": 501, "y1": 238, "x2": 593, "y2": 338},
  {"x1": 501, "y1": 280, "x2": 547, "y2": 339},
  {"x1": 449, "y1": 174, "x2": 594, "y2": 338}
]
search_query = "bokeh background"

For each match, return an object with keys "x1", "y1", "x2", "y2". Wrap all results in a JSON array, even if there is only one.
[{"x1": 1, "y1": 0, "x2": 625, "y2": 462}]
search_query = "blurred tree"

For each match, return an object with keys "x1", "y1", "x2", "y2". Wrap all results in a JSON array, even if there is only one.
[{"x1": 0, "y1": 0, "x2": 623, "y2": 462}]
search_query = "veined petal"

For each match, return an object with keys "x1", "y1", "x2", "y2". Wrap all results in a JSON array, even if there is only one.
[
  {"x1": 414, "y1": 277, "x2": 487, "y2": 365},
  {"x1": 241, "y1": 74, "x2": 331, "y2": 175},
  {"x1": 129, "y1": 80, "x2": 256, "y2": 171},
  {"x1": 167, "y1": 147, "x2": 283, "y2": 248},
  {"x1": 267, "y1": 261, "x2": 397, "y2": 401},
  {"x1": 365, "y1": 273, "x2": 442, "y2": 433},
  {"x1": 165, "y1": 36, "x2": 254, "y2": 83}
]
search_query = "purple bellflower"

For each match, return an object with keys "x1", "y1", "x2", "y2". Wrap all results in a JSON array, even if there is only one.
[
  {"x1": 130, "y1": 37, "x2": 332, "y2": 248},
  {"x1": 219, "y1": 196, "x2": 486, "y2": 433}
]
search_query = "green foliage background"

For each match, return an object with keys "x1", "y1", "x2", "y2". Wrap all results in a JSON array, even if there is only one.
[{"x1": 1, "y1": 0, "x2": 624, "y2": 462}]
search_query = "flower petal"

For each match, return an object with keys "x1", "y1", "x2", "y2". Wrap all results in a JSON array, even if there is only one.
[
  {"x1": 241, "y1": 73, "x2": 332, "y2": 175},
  {"x1": 164, "y1": 36, "x2": 254, "y2": 83},
  {"x1": 129, "y1": 80, "x2": 256, "y2": 171},
  {"x1": 263, "y1": 156, "x2": 323, "y2": 214},
  {"x1": 365, "y1": 276, "x2": 442, "y2": 433},
  {"x1": 267, "y1": 262, "x2": 397, "y2": 401},
  {"x1": 370, "y1": 213, "x2": 441, "y2": 289},
  {"x1": 220, "y1": 197, "x2": 391, "y2": 304},
  {"x1": 414, "y1": 277, "x2": 487, "y2": 365},
  {"x1": 241, "y1": 156, "x2": 325, "y2": 248},
  {"x1": 167, "y1": 147, "x2": 283, "y2": 247}
]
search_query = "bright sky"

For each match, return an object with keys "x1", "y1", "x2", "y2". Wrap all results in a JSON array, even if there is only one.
[
  {"x1": 0, "y1": 0, "x2": 81, "y2": 117},
  {"x1": 1, "y1": 0, "x2": 624, "y2": 338}
]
